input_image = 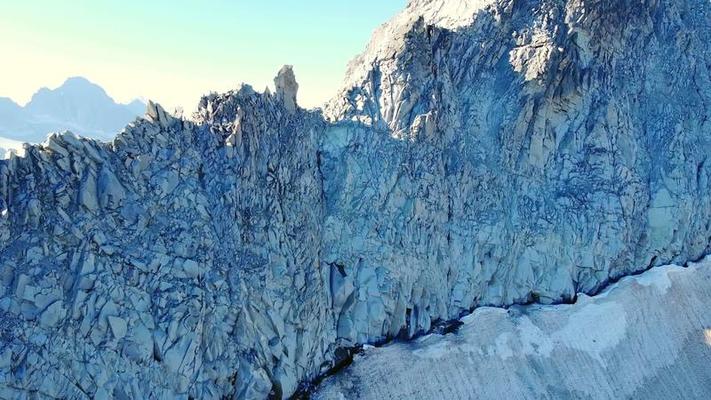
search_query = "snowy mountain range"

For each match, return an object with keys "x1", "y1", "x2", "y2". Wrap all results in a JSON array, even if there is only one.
[
  {"x1": 1, "y1": 0, "x2": 710, "y2": 399},
  {"x1": 0, "y1": 76, "x2": 144, "y2": 145}
]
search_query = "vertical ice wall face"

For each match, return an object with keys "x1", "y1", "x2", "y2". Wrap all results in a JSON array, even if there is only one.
[{"x1": 1, "y1": 0, "x2": 711, "y2": 399}]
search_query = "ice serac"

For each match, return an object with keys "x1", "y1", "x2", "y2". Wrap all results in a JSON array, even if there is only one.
[{"x1": 1, "y1": 0, "x2": 711, "y2": 399}]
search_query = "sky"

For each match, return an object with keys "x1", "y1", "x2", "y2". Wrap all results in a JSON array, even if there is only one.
[{"x1": 0, "y1": 0, "x2": 405, "y2": 112}]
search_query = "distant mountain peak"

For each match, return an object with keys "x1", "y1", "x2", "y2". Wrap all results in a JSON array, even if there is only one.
[
  {"x1": 0, "y1": 96, "x2": 20, "y2": 106},
  {"x1": 127, "y1": 97, "x2": 146, "y2": 106},
  {"x1": 41, "y1": 76, "x2": 111, "y2": 100},
  {"x1": 63, "y1": 76, "x2": 93, "y2": 84},
  {"x1": 0, "y1": 77, "x2": 144, "y2": 143}
]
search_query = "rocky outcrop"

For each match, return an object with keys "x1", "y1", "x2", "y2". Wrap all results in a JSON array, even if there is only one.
[
  {"x1": 274, "y1": 65, "x2": 299, "y2": 114},
  {"x1": 314, "y1": 256, "x2": 711, "y2": 400},
  {"x1": 322, "y1": 0, "x2": 711, "y2": 338},
  {"x1": 1, "y1": 0, "x2": 710, "y2": 399}
]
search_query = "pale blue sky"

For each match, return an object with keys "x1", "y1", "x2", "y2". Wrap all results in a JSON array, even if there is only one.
[{"x1": 0, "y1": 0, "x2": 405, "y2": 111}]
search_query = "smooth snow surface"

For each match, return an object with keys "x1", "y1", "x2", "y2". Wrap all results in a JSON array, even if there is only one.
[{"x1": 314, "y1": 257, "x2": 711, "y2": 400}]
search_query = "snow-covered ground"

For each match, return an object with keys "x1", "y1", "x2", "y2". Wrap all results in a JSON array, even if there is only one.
[
  {"x1": 314, "y1": 257, "x2": 711, "y2": 400},
  {"x1": 0, "y1": 136, "x2": 25, "y2": 159}
]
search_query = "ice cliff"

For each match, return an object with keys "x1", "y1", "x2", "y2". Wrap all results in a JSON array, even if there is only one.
[{"x1": 1, "y1": 0, "x2": 711, "y2": 399}]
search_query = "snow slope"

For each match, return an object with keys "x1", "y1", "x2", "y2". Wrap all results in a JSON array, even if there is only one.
[{"x1": 315, "y1": 257, "x2": 711, "y2": 400}]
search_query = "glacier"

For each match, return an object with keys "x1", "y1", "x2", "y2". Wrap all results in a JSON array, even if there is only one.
[
  {"x1": 1, "y1": 0, "x2": 711, "y2": 399},
  {"x1": 313, "y1": 256, "x2": 711, "y2": 400}
]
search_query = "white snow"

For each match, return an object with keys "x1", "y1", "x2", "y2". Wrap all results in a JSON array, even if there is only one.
[
  {"x1": 553, "y1": 302, "x2": 627, "y2": 361},
  {"x1": 314, "y1": 257, "x2": 711, "y2": 400},
  {"x1": 0, "y1": 136, "x2": 25, "y2": 159},
  {"x1": 516, "y1": 315, "x2": 554, "y2": 358},
  {"x1": 634, "y1": 264, "x2": 677, "y2": 293}
]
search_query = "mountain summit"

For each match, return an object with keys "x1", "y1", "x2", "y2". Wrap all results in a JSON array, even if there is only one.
[
  {"x1": 0, "y1": 77, "x2": 144, "y2": 143},
  {"x1": 1, "y1": 0, "x2": 710, "y2": 399}
]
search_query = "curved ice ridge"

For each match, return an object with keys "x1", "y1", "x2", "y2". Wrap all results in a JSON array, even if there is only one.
[{"x1": 1, "y1": 0, "x2": 711, "y2": 399}]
